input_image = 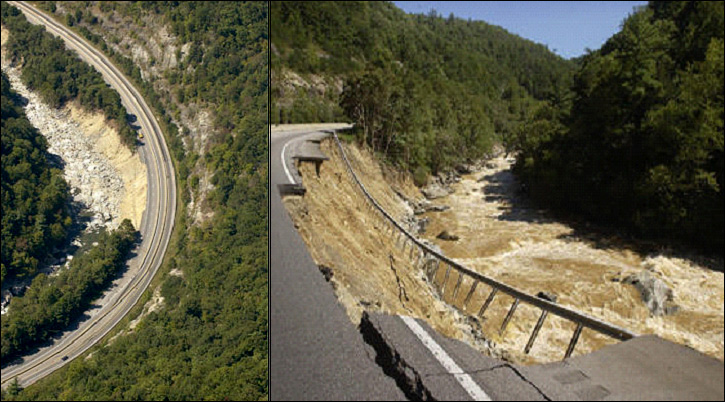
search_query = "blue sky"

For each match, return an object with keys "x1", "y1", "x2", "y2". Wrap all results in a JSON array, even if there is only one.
[{"x1": 393, "y1": 1, "x2": 648, "y2": 59}]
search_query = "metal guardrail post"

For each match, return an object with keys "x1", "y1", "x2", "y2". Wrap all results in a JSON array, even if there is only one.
[
  {"x1": 441, "y1": 264, "x2": 452, "y2": 293},
  {"x1": 429, "y1": 259, "x2": 441, "y2": 281},
  {"x1": 463, "y1": 280, "x2": 479, "y2": 310},
  {"x1": 500, "y1": 298, "x2": 521, "y2": 334},
  {"x1": 452, "y1": 273, "x2": 464, "y2": 300},
  {"x1": 525, "y1": 310, "x2": 549, "y2": 354},
  {"x1": 565, "y1": 323, "x2": 584, "y2": 359},
  {"x1": 478, "y1": 288, "x2": 498, "y2": 318}
]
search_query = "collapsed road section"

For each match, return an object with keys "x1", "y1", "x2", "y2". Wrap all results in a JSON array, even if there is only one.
[{"x1": 275, "y1": 125, "x2": 724, "y2": 400}]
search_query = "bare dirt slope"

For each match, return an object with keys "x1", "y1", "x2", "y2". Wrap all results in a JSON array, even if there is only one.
[
  {"x1": 283, "y1": 139, "x2": 505, "y2": 359},
  {"x1": 67, "y1": 105, "x2": 147, "y2": 229},
  {"x1": 284, "y1": 139, "x2": 724, "y2": 366}
]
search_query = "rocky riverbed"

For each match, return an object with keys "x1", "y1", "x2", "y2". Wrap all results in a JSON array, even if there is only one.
[
  {"x1": 2, "y1": 65, "x2": 126, "y2": 231},
  {"x1": 1, "y1": 26, "x2": 147, "y2": 314}
]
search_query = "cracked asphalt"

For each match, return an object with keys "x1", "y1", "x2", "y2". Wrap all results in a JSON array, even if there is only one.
[{"x1": 270, "y1": 127, "x2": 405, "y2": 400}]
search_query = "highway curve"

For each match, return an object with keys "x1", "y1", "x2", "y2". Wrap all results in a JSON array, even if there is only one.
[{"x1": 1, "y1": 1, "x2": 176, "y2": 388}]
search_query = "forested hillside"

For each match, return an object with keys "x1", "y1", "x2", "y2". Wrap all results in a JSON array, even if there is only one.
[
  {"x1": 2, "y1": 1, "x2": 268, "y2": 400},
  {"x1": 1, "y1": 4, "x2": 138, "y2": 149},
  {"x1": 271, "y1": 1, "x2": 574, "y2": 181},
  {"x1": 2, "y1": 219, "x2": 137, "y2": 361},
  {"x1": 512, "y1": 1, "x2": 724, "y2": 252},
  {"x1": 0, "y1": 72, "x2": 71, "y2": 285}
]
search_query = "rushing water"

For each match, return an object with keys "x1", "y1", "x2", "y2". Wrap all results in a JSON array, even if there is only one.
[{"x1": 420, "y1": 156, "x2": 724, "y2": 364}]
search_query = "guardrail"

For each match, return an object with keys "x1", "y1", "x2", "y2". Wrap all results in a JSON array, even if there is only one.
[{"x1": 329, "y1": 130, "x2": 637, "y2": 360}]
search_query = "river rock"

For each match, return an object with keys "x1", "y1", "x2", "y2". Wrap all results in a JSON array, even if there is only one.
[
  {"x1": 436, "y1": 230, "x2": 459, "y2": 241},
  {"x1": 417, "y1": 217, "x2": 430, "y2": 234},
  {"x1": 455, "y1": 164, "x2": 473, "y2": 175},
  {"x1": 422, "y1": 182, "x2": 450, "y2": 199},
  {"x1": 623, "y1": 270, "x2": 679, "y2": 316},
  {"x1": 536, "y1": 291, "x2": 558, "y2": 303}
]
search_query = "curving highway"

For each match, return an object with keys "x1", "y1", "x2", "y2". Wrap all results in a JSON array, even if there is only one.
[{"x1": 1, "y1": 1, "x2": 176, "y2": 388}]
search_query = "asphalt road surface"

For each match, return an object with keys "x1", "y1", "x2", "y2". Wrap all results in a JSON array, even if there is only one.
[
  {"x1": 270, "y1": 125, "x2": 406, "y2": 400},
  {"x1": 1, "y1": 1, "x2": 176, "y2": 388}
]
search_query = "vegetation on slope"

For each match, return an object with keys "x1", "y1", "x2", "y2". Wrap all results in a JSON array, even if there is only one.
[
  {"x1": 271, "y1": 1, "x2": 574, "y2": 181},
  {"x1": 3, "y1": 1, "x2": 268, "y2": 399},
  {"x1": 1, "y1": 219, "x2": 137, "y2": 361},
  {"x1": 1, "y1": 2, "x2": 138, "y2": 149},
  {"x1": 0, "y1": 72, "x2": 71, "y2": 285},
  {"x1": 511, "y1": 1, "x2": 724, "y2": 252}
]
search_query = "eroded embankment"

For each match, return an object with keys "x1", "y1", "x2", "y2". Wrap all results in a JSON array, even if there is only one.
[
  {"x1": 283, "y1": 140, "x2": 505, "y2": 360},
  {"x1": 284, "y1": 138, "x2": 724, "y2": 365}
]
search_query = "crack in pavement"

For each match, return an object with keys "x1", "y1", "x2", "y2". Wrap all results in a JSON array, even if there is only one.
[
  {"x1": 506, "y1": 365, "x2": 552, "y2": 401},
  {"x1": 421, "y1": 363, "x2": 510, "y2": 377},
  {"x1": 359, "y1": 312, "x2": 436, "y2": 401},
  {"x1": 422, "y1": 363, "x2": 552, "y2": 401}
]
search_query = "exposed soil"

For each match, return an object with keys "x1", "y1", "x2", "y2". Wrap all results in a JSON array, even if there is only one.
[
  {"x1": 66, "y1": 105, "x2": 147, "y2": 230},
  {"x1": 284, "y1": 138, "x2": 724, "y2": 366},
  {"x1": 283, "y1": 140, "x2": 506, "y2": 360}
]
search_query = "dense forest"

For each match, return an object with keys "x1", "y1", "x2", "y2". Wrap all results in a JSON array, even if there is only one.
[
  {"x1": 273, "y1": 1, "x2": 723, "y2": 252},
  {"x1": 512, "y1": 1, "x2": 724, "y2": 252},
  {"x1": 1, "y1": 2, "x2": 138, "y2": 149},
  {"x1": 271, "y1": 1, "x2": 574, "y2": 182},
  {"x1": 1, "y1": 72, "x2": 71, "y2": 286},
  {"x1": 1, "y1": 219, "x2": 137, "y2": 361},
  {"x1": 3, "y1": 2, "x2": 268, "y2": 400}
]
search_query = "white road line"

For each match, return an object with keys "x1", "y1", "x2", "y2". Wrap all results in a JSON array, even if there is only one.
[
  {"x1": 400, "y1": 316, "x2": 492, "y2": 401},
  {"x1": 281, "y1": 140, "x2": 295, "y2": 184}
]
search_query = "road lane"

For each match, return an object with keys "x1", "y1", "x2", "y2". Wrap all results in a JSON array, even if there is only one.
[
  {"x1": 270, "y1": 125, "x2": 405, "y2": 400},
  {"x1": 1, "y1": 1, "x2": 176, "y2": 388}
]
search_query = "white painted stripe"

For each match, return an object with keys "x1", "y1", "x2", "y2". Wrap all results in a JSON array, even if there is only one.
[
  {"x1": 400, "y1": 316, "x2": 491, "y2": 401},
  {"x1": 281, "y1": 140, "x2": 295, "y2": 184}
]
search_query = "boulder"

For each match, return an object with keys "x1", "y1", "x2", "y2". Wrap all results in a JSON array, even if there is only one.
[
  {"x1": 623, "y1": 270, "x2": 679, "y2": 316},
  {"x1": 436, "y1": 230, "x2": 459, "y2": 241},
  {"x1": 417, "y1": 217, "x2": 430, "y2": 234},
  {"x1": 421, "y1": 183, "x2": 450, "y2": 200},
  {"x1": 536, "y1": 291, "x2": 558, "y2": 303},
  {"x1": 455, "y1": 164, "x2": 473, "y2": 175}
]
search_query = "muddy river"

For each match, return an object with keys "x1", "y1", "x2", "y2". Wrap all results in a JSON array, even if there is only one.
[{"x1": 420, "y1": 155, "x2": 724, "y2": 364}]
